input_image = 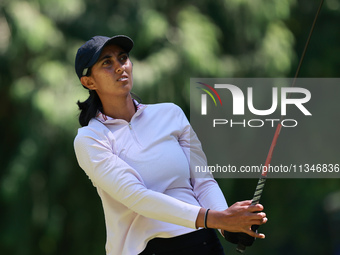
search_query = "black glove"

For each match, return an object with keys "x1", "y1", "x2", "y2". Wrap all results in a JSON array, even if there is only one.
[{"x1": 223, "y1": 225, "x2": 259, "y2": 253}]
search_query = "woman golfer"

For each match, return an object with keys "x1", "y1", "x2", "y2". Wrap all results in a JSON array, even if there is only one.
[{"x1": 73, "y1": 35, "x2": 267, "y2": 255}]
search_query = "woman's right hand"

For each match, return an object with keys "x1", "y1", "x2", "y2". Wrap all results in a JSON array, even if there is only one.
[{"x1": 196, "y1": 200, "x2": 268, "y2": 238}]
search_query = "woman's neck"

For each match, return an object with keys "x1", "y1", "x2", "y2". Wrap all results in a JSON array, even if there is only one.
[{"x1": 101, "y1": 93, "x2": 136, "y2": 122}]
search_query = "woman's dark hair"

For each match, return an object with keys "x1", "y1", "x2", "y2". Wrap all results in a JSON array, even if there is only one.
[{"x1": 77, "y1": 89, "x2": 103, "y2": 127}]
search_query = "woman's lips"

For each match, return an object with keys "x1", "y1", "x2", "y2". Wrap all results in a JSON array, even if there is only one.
[{"x1": 117, "y1": 76, "x2": 128, "y2": 81}]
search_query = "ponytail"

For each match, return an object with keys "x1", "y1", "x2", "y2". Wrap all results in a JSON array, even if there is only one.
[{"x1": 77, "y1": 90, "x2": 102, "y2": 127}]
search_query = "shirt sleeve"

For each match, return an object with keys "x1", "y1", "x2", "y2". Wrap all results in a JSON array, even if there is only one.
[
  {"x1": 74, "y1": 126, "x2": 201, "y2": 229},
  {"x1": 175, "y1": 105, "x2": 229, "y2": 212}
]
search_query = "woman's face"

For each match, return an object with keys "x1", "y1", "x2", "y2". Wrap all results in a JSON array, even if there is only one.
[{"x1": 84, "y1": 44, "x2": 133, "y2": 99}]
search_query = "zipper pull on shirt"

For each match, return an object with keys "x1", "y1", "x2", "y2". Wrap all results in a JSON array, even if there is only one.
[{"x1": 129, "y1": 122, "x2": 132, "y2": 130}]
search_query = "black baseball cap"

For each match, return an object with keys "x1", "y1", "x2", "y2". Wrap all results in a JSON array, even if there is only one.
[{"x1": 75, "y1": 35, "x2": 134, "y2": 79}]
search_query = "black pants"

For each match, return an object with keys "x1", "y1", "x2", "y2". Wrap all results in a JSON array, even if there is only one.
[{"x1": 139, "y1": 228, "x2": 225, "y2": 255}]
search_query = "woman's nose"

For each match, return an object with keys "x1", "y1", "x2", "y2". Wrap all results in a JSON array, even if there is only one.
[{"x1": 115, "y1": 62, "x2": 125, "y2": 74}]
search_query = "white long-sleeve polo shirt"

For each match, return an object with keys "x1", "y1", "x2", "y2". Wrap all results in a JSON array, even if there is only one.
[{"x1": 74, "y1": 102, "x2": 228, "y2": 255}]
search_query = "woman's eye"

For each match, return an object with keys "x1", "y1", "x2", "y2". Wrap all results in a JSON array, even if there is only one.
[
  {"x1": 103, "y1": 60, "x2": 111, "y2": 65},
  {"x1": 119, "y1": 55, "x2": 128, "y2": 62}
]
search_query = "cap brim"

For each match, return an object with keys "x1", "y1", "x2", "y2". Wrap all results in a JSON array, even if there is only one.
[
  {"x1": 86, "y1": 35, "x2": 134, "y2": 71},
  {"x1": 105, "y1": 35, "x2": 134, "y2": 53}
]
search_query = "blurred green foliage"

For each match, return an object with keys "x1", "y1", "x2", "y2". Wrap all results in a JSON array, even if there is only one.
[{"x1": 0, "y1": 0, "x2": 339, "y2": 254}]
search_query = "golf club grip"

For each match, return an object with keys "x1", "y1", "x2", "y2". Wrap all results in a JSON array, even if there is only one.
[
  {"x1": 224, "y1": 178, "x2": 266, "y2": 251},
  {"x1": 251, "y1": 177, "x2": 267, "y2": 205}
]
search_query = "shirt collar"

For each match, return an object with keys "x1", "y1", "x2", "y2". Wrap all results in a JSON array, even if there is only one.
[{"x1": 95, "y1": 99, "x2": 146, "y2": 123}]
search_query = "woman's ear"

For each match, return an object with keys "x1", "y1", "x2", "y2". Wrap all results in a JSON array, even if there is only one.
[{"x1": 80, "y1": 76, "x2": 96, "y2": 90}]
